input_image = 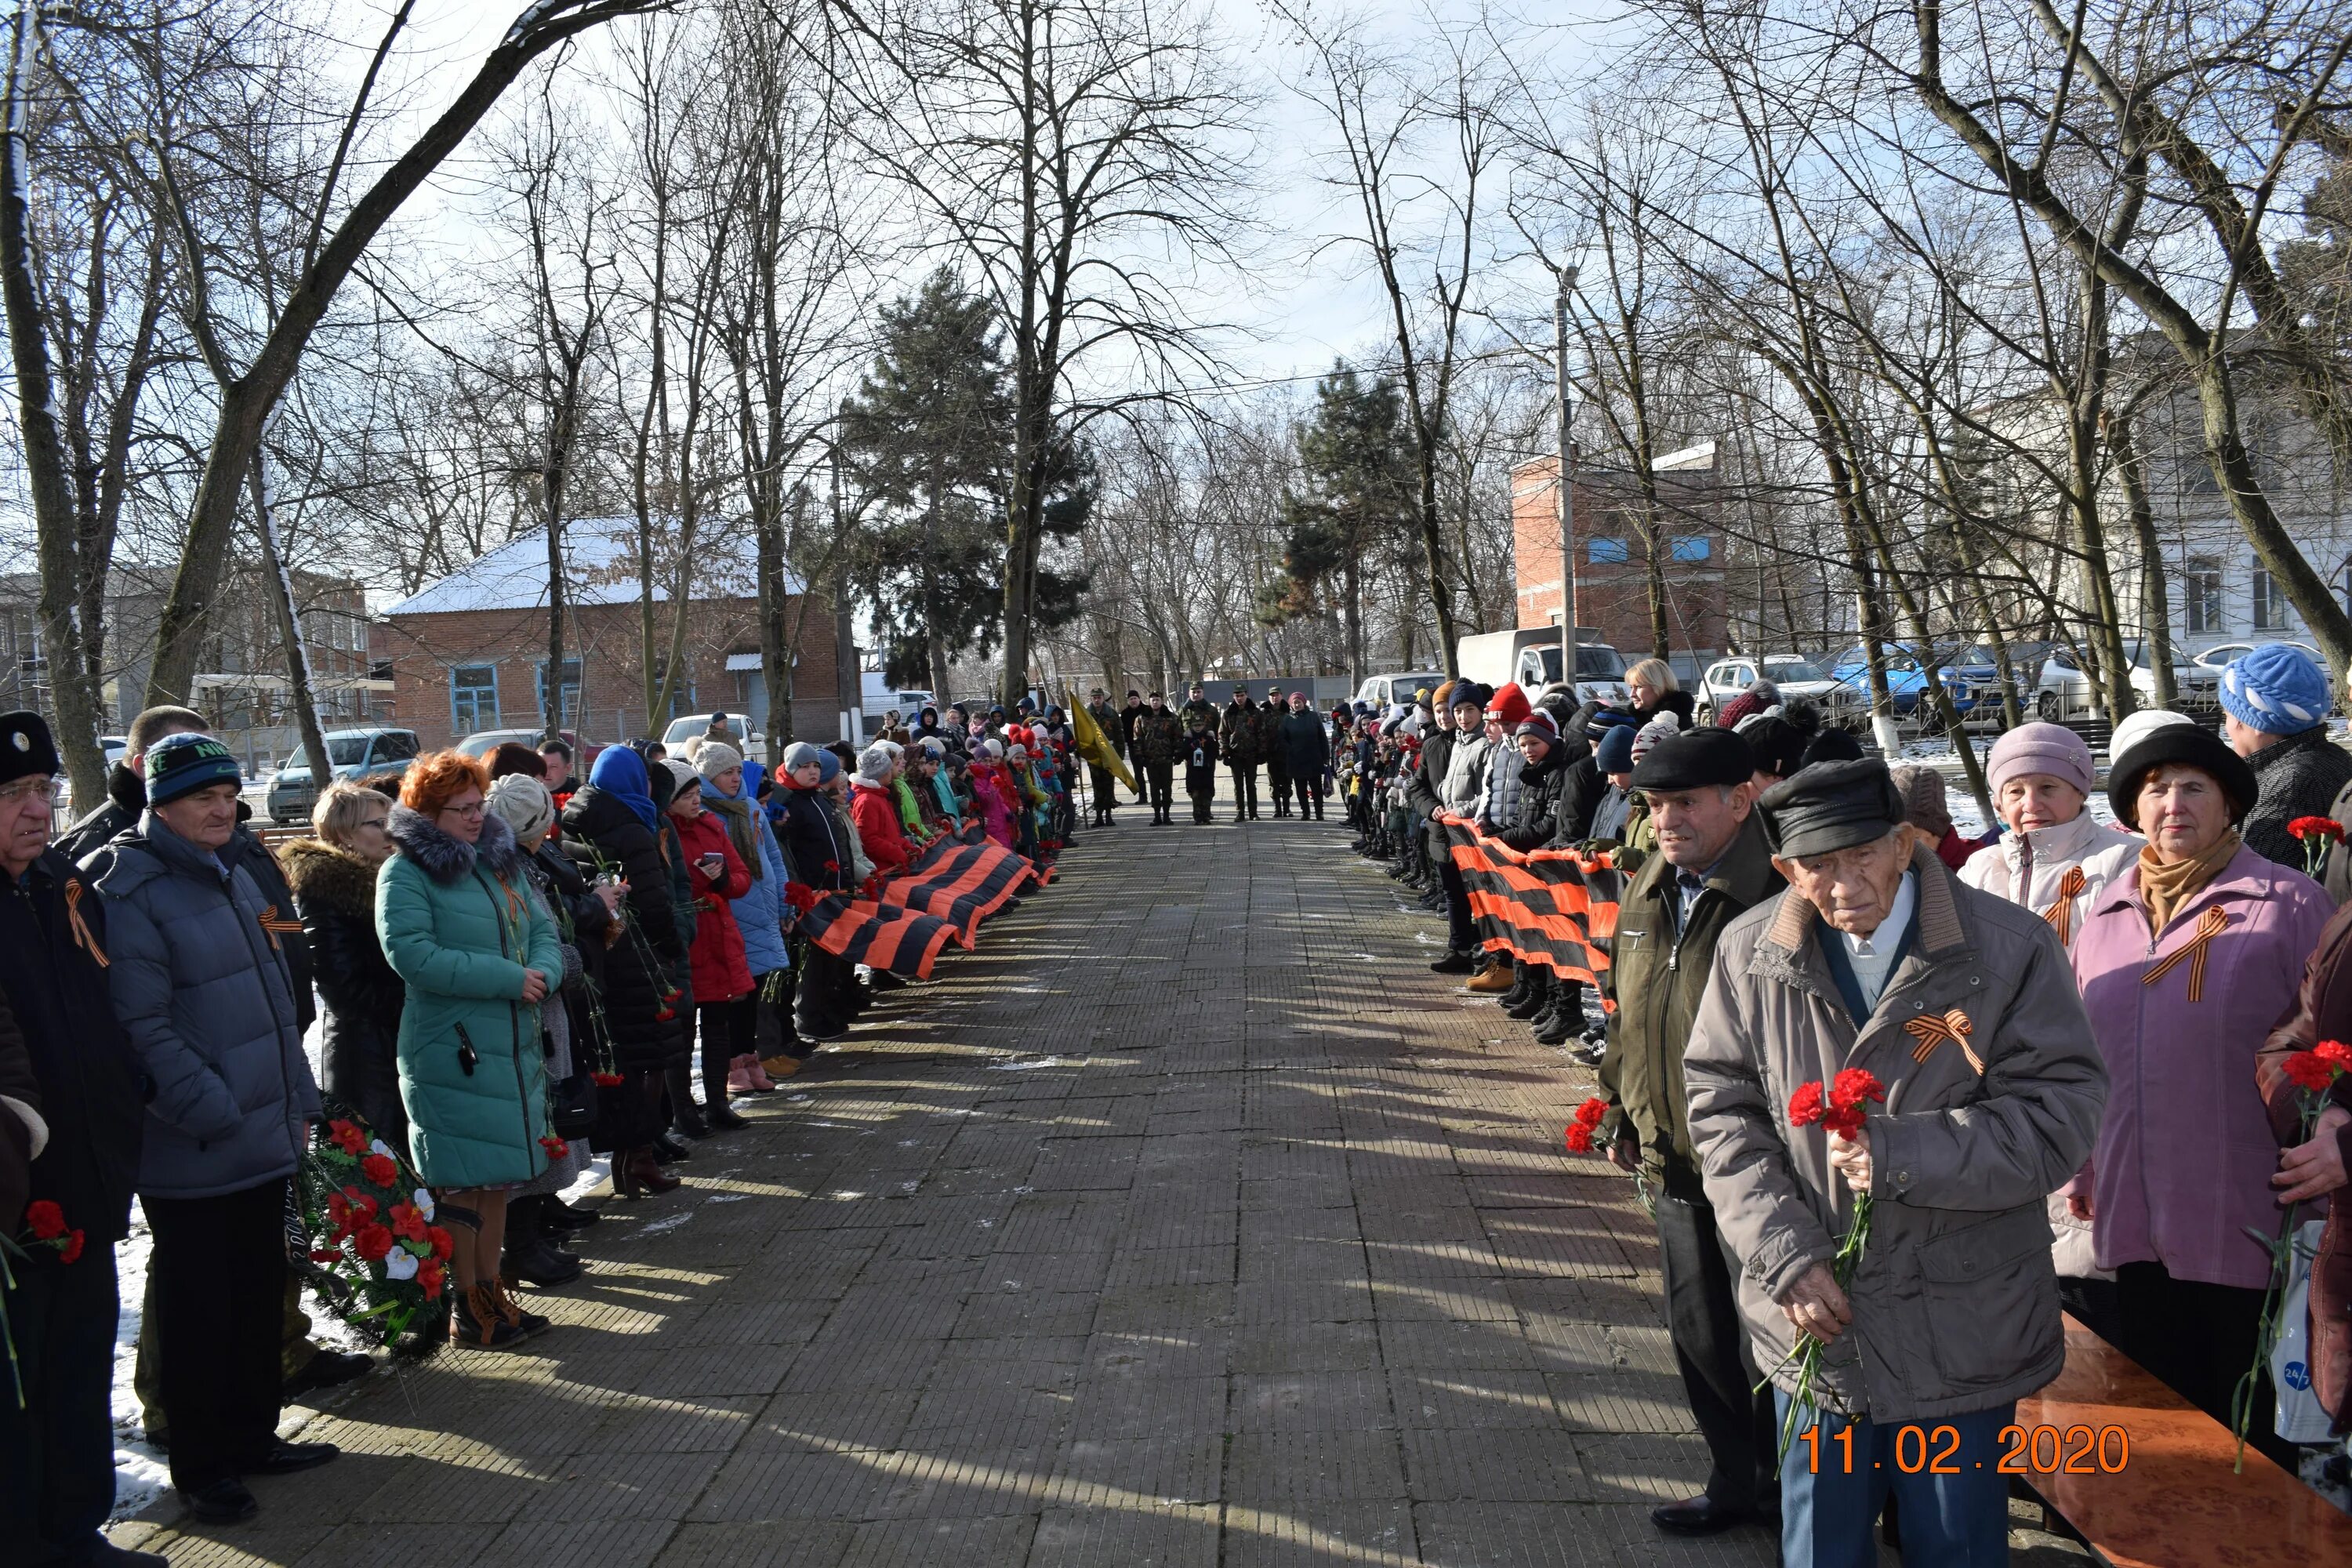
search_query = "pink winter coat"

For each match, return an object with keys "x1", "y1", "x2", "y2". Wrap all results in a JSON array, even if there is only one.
[
  {"x1": 2069, "y1": 841, "x2": 2334, "y2": 1288},
  {"x1": 971, "y1": 763, "x2": 1016, "y2": 848}
]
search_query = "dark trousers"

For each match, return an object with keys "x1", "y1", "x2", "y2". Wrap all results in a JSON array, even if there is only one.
[
  {"x1": 1144, "y1": 763, "x2": 1174, "y2": 812},
  {"x1": 1438, "y1": 855, "x2": 1475, "y2": 952},
  {"x1": 1656, "y1": 1164, "x2": 1779, "y2": 1512},
  {"x1": 0, "y1": 1248, "x2": 119, "y2": 1564},
  {"x1": 145, "y1": 1178, "x2": 289, "y2": 1490},
  {"x1": 1187, "y1": 772, "x2": 1216, "y2": 822},
  {"x1": 1290, "y1": 777, "x2": 1323, "y2": 818},
  {"x1": 1229, "y1": 764, "x2": 1259, "y2": 818},
  {"x1": 1087, "y1": 764, "x2": 1119, "y2": 817},
  {"x1": 2110, "y1": 1259, "x2": 2294, "y2": 1469},
  {"x1": 1776, "y1": 1396, "x2": 2012, "y2": 1568},
  {"x1": 1266, "y1": 764, "x2": 1290, "y2": 814},
  {"x1": 797, "y1": 944, "x2": 857, "y2": 1033},
  {"x1": 696, "y1": 993, "x2": 757, "y2": 1102}
]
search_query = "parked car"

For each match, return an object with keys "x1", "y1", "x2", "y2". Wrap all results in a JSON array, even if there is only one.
[
  {"x1": 1694, "y1": 655, "x2": 1863, "y2": 727},
  {"x1": 266, "y1": 728, "x2": 421, "y2": 823},
  {"x1": 659, "y1": 710, "x2": 763, "y2": 751},
  {"x1": 1935, "y1": 641, "x2": 2060, "y2": 730},
  {"x1": 1823, "y1": 641, "x2": 1940, "y2": 717},
  {"x1": 452, "y1": 726, "x2": 603, "y2": 771},
  {"x1": 2029, "y1": 641, "x2": 2222, "y2": 724},
  {"x1": 2192, "y1": 638, "x2": 2323, "y2": 673},
  {"x1": 1352, "y1": 670, "x2": 1447, "y2": 711}
]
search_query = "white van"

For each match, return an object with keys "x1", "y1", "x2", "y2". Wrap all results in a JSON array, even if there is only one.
[{"x1": 1456, "y1": 627, "x2": 1628, "y2": 706}]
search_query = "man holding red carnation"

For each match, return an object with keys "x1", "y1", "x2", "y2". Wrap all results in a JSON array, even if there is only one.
[{"x1": 1685, "y1": 758, "x2": 2107, "y2": 1568}]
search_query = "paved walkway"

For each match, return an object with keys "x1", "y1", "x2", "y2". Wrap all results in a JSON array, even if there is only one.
[{"x1": 112, "y1": 816, "x2": 1965, "y2": 1566}]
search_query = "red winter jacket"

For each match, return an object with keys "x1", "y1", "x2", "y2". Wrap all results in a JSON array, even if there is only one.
[
  {"x1": 674, "y1": 808, "x2": 753, "y2": 1003},
  {"x1": 851, "y1": 782, "x2": 911, "y2": 880}
]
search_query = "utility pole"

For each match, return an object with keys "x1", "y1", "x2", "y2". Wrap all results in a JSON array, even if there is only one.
[{"x1": 1554, "y1": 266, "x2": 1579, "y2": 698}]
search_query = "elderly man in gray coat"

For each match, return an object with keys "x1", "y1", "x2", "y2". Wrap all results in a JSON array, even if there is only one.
[{"x1": 1684, "y1": 758, "x2": 2107, "y2": 1568}]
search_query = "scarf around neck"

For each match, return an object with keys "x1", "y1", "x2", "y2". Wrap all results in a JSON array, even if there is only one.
[
  {"x1": 2137, "y1": 829, "x2": 2240, "y2": 937},
  {"x1": 704, "y1": 787, "x2": 760, "y2": 879}
]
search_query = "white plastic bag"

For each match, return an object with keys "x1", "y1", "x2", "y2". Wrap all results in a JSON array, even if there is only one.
[{"x1": 2272, "y1": 1218, "x2": 2334, "y2": 1444}]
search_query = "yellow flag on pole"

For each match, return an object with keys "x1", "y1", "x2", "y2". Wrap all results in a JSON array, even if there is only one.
[{"x1": 1068, "y1": 687, "x2": 1138, "y2": 792}]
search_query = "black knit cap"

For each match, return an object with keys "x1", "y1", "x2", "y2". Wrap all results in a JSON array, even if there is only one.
[
  {"x1": 1757, "y1": 758, "x2": 1906, "y2": 859},
  {"x1": 1631, "y1": 728, "x2": 1753, "y2": 793},
  {"x1": 2105, "y1": 724, "x2": 2257, "y2": 830},
  {"x1": 0, "y1": 710, "x2": 60, "y2": 787}
]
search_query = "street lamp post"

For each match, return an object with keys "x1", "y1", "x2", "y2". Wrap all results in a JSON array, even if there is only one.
[{"x1": 1554, "y1": 267, "x2": 1579, "y2": 699}]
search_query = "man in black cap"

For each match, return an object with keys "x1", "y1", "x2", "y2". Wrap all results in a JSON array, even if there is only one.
[
  {"x1": 1683, "y1": 758, "x2": 2106, "y2": 1568},
  {"x1": 0, "y1": 713, "x2": 163, "y2": 1567},
  {"x1": 1592, "y1": 727, "x2": 1784, "y2": 1537},
  {"x1": 1257, "y1": 683, "x2": 1292, "y2": 818}
]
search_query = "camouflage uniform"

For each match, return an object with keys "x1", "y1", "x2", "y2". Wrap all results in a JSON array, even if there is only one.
[
  {"x1": 1178, "y1": 694, "x2": 1219, "y2": 736},
  {"x1": 1256, "y1": 697, "x2": 1292, "y2": 817},
  {"x1": 1220, "y1": 697, "x2": 1263, "y2": 820},
  {"x1": 1130, "y1": 707, "x2": 1185, "y2": 821}
]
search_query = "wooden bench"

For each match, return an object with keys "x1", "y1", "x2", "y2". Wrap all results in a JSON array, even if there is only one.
[{"x1": 2013, "y1": 1315, "x2": 2352, "y2": 1566}]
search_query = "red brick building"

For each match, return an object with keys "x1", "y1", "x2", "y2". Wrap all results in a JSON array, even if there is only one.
[
  {"x1": 1508, "y1": 446, "x2": 1728, "y2": 675},
  {"x1": 380, "y1": 518, "x2": 847, "y2": 750}
]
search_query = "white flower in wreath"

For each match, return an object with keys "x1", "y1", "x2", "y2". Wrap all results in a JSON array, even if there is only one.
[
  {"x1": 411, "y1": 1189, "x2": 435, "y2": 1221},
  {"x1": 370, "y1": 1138, "x2": 396, "y2": 1160},
  {"x1": 383, "y1": 1249, "x2": 419, "y2": 1281}
]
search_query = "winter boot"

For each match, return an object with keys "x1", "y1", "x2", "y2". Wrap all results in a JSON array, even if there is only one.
[
  {"x1": 499, "y1": 1199, "x2": 583, "y2": 1287},
  {"x1": 1532, "y1": 1004, "x2": 1580, "y2": 1046},
  {"x1": 1466, "y1": 958, "x2": 1516, "y2": 994},
  {"x1": 1499, "y1": 971, "x2": 1533, "y2": 1010},
  {"x1": 1428, "y1": 949, "x2": 1476, "y2": 975},
  {"x1": 451, "y1": 1283, "x2": 530, "y2": 1350},
  {"x1": 1507, "y1": 971, "x2": 1554, "y2": 1021}
]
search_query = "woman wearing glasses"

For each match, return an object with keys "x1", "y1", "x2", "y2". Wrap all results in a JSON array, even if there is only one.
[{"x1": 379, "y1": 750, "x2": 564, "y2": 1352}]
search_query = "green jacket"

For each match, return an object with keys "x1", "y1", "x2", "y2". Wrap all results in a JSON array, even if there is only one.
[
  {"x1": 1131, "y1": 708, "x2": 1185, "y2": 768},
  {"x1": 1254, "y1": 702, "x2": 1289, "y2": 774},
  {"x1": 1218, "y1": 700, "x2": 1261, "y2": 764},
  {"x1": 1597, "y1": 811, "x2": 1780, "y2": 1175},
  {"x1": 1178, "y1": 697, "x2": 1218, "y2": 735},
  {"x1": 379, "y1": 808, "x2": 565, "y2": 1189}
]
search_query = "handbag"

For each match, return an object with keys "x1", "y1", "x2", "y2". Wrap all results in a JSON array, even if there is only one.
[
  {"x1": 2272, "y1": 1218, "x2": 2334, "y2": 1443},
  {"x1": 548, "y1": 1066, "x2": 598, "y2": 1142}
]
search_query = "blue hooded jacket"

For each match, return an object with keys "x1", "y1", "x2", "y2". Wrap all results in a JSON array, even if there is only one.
[{"x1": 711, "y1": 762, "x2": 789, "y2": 976}]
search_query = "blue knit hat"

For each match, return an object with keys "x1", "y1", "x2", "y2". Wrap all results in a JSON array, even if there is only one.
[
  {"x1": 145, "y1": 731, "x2": 241, "y2": 806},
  {"x1": 1595, "y1": 723, "x2": 1637, "y2": 775},
  {"x1": 2220, "y1": 641, "x2": 2328, "y2": 735}
]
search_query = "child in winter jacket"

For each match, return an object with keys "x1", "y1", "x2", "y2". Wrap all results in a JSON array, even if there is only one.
[{"x1": 1184, "y1": 720, "x2": 1220, "y2": 823}]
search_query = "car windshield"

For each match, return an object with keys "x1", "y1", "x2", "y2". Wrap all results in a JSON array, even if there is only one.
[
  {"x1": 1762, "y1": 659, "x2": 1825, "y2": 682},
  {"x1": 662, "y1": 716, "x2": 739, "y2": 744},
  {"x1": 1833, "y1": 646, "x2": 1918, "y2": 673},
  {"x1": 1531, "y1": 647, "x2": 1624, "y2": 682},
  {"x1": 326, "y1": 738, "x2": 371, "y2": 766}
]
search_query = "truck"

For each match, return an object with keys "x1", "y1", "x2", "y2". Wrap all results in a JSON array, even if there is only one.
[{"x1": 1454, "y1": 626, "x2": 1628, "y2": 707}]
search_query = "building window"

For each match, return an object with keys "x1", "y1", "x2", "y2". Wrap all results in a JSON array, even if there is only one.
[
  {"x1": 1667, "y1": 535, "x2": 1711, "y2": 562},
  {"x1": 2183, "y1": 560, "x2": 2223, "y2": 635},
  {"x1": 2252, "y1": 567, "x2": 2287, "y2": 630},
  {"x1": 450, "y1": 664, "x2": 499, "y2": 732},
  {"x1": 1587, "y1": 537, "x2": 1628, "y2": 564},
  {"x1": 537, "y1": 658, "x2": 583, "y2": 728}
]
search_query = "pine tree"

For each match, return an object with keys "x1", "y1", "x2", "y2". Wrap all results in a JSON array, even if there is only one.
[{"x1": 1260, "y1": 365, "x2": 1417, "y2": 684}]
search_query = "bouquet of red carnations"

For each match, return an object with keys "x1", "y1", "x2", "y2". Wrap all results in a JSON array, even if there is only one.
[
  {"x1": 2288, "y1": 816, "x2": 2344, "y2": 879},
  {"x1": 2, "y1": 1197, "x2": 89, "y2": 1406},
  {"x1": 2234, "y1": 1038, "x2": 2352, "y2": 1468},
  {"x1": 1762, "y1": 1068, "x2": 1886, "y2": 1453},
  {"x1": 297, "y1": 1113, "x2": 450, "y2": 1345}
]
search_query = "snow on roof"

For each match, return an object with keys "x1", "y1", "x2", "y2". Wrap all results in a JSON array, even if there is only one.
[{"x1": 384, "y1": 518, "x2": 803, "y2": 617}]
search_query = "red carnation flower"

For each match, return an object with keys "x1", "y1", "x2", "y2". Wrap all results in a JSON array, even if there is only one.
[
  {"x1": 656, "y1": 1007, "x2": 675, "y2": 1022},
  {"x1": 360, "y1": 1153, "x2": 399, "y2": 1188},
  {"x1": 2283, "y1": 1051, "x2": 2339, "y2": 1092},
  {"x1": 1788, "y1": 1082, "x2": 1824, "y2": 1128},
  {"x1": 59, "y1": 1229, "x2": 84, "y2": 1265},
  {"x1": 23, "y1": 1199, "x2": 65, "y2": 1240},
  {"x1": 388, "y1": 1201, "x2": 428, "y2": 1243},
  {"x1": 539, "y1": 1134, "x2": 571, "y2": 1160},
  {"x1": 1563, "y1": 1122, "x2": 1595, "y2": 1154},
  {"x1": 2312, "y1": 1040, "x2": 2352, "y2": 1072},
  {"x1": 1573, "y1": 1097, "x2": 1609, "y2": 1129},
  {"x1": 416, "y1": 1258, "x2": 446, "y2": 1301},
  {"x1": 354, "y1": 1223, "x2": 394, "y2": 1262},
  {"x1": 2289, "y1": 816, "x2": 2346, "y2": 842},
  {"x1": 590, "y1": 1070, "x2": 625, "y2": 1087},
  {"x1": 328, "y1": 1119, "x2": 367, "y2": 1156},
  {"x1": 1829, "y1": 1068, "x2": 1886, "y2": 1112}
]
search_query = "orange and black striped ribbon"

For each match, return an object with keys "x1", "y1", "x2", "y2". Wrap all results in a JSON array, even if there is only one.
[
  {"x1": 63, "y1": 878, "x2": 107, "y2": 968},
  {"x1": 256, "y1": 902, "x2": 304, "y2": 951},
  {"x1": 2142, "y1": 906, "x2": 2231, "y2": 1002},
  {"x1": 2040, "y1": 866, "x2": 2088, "y2": 946},
  {"x1": 1906, "y1": 1007, "x2": 1984, "y2": 1075}
]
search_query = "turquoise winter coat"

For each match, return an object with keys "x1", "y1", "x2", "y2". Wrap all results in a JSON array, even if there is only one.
[{"x1": 378, "y1": 806, "x2": 565, "y2": 1189}]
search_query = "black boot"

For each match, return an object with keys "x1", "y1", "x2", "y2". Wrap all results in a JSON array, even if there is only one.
[
  {"x1": 500, "y1": 1196, "x2": 583, "y2": 1287},
  {"x1": 1506, "y1": 972, "x2": 1553, "y2": 1021}
]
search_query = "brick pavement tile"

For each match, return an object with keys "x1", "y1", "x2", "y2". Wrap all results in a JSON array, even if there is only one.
[
  {"x1": 1572, "y1": 1433, "x2": 1724, "y2": 1504},
  {"x1": 587, "y1": 1394, "x2": 767, "y2": 1453},
  {"x1": 1377, "y1": 1317, "x2": 1541, "y2": 1373},
  {"x1": 125, "y1": 1526, "x2": 337, "y2": 1568},
  {"x1": 1240, "y1": 1174, "x2": 1357, "y2": 1210},
  {"x1": 1367, "y1": 1276, "x2": 1519, "y2": 1323},
  {"x1": 677, "y1": 1298, "x2": 833, "y2": 1348},
  {"x1": 1481, "y1": 1208, "x2": 1640, "y2": 1278},
  {"x1": 1090, "y1": 1282, "x2": 1237, "y2": 1333},
  {"x1": 1028, "y1": 1138, "x2": 1142, "y2": 1193},
  {"x1": 1388, "y1": 1367, "x2": 1564, "y2": 1430},
  {"x1": 1509, "y1": 1273, "x2": 1667, "y2": 1329},
  {"x1": 1411, "y1": 1501, "x2": 1780, "y2": 1566},
  {"x1": 656, "y1": 1520, "x2": 856, "y2": 1568},
  {"x1": 1226, "y1": 1430, "x2": 1408, "y2": 1503},
  {"x1": 1233, "y1": 1276, "x2": 1377, "y2": 1324},
  {"x1": 1545, "y1": 1371, "x2": 1704, "y2": 1436},
  {"x1": 347, "y1": 1452, "x2": 561, "y2": 1523},
  {"x1": 1399, "y1": 1427, "x2": 1593, "y2": 1503},
  {"x1": 1065, "y1": 1373, "x2": 1229, "y2": 1441},
  {"x1": 1083, "y1": 1325, "x2": 1234, "y2": 1378},
  {"x1": 1046, "y1": 1433, "x2": 1224, "y2": 1504},
  {"x1": 1220, "y1": 1497, "x2": 1417, "y2": 1566},
  {"x1": 483, "y1": 1517, "x2": 681, "y2": 1567},
  {"x1": 906, "y1": 1379, "x2": 1075, "y2": 1441},
  {"x1": 953, "y1": 1288, "x2": 1102, "y2": 1338},
  {"x1": 685, "y1": 1445, "x2": 909, "y2": 1522},
  {"x1": 1231, "y1": 1370, "x2": 1396, "y2": 1432},
  {"x1": 1228, "y1": 1318, "x2": 1382, "y2": 1375},
  {"x1": 1107, "y1": 1242, "x2": 1237, "y2": 1288},
  {"x1": 835, "y1": 1514, "x2": 1040, "y2": 1568},
  {"x1": 778, "y1": 1336, "x2": 946, "y2": 1392},
  {"x1": 1026, "y1": 1502, "x2": 1221, "y2": 1568},
  {"x1": 1240, "y1": 1203, "x2": 1363, "y2": 1246}
]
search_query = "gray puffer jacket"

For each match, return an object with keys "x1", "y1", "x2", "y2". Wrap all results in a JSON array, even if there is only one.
[
  {"x1": 1684, "y1": 844, "x2": 2107, "y2": 1422},
  {"x1": 87, "y1": 813, "x2": 319, "y2": 1200}
]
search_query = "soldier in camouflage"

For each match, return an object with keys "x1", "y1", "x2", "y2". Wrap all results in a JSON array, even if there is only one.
[
  {"x1": 1220, "y1": 689, "x2": 1262, "y2": 822},
  {"x1": 1129, "y1": 692, "x2": 1185, "y2": 826}
]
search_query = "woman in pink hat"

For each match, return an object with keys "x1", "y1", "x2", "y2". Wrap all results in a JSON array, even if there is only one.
[{"x1": 1958, "y1": 720, "x2": 2138, "y2": 944}]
